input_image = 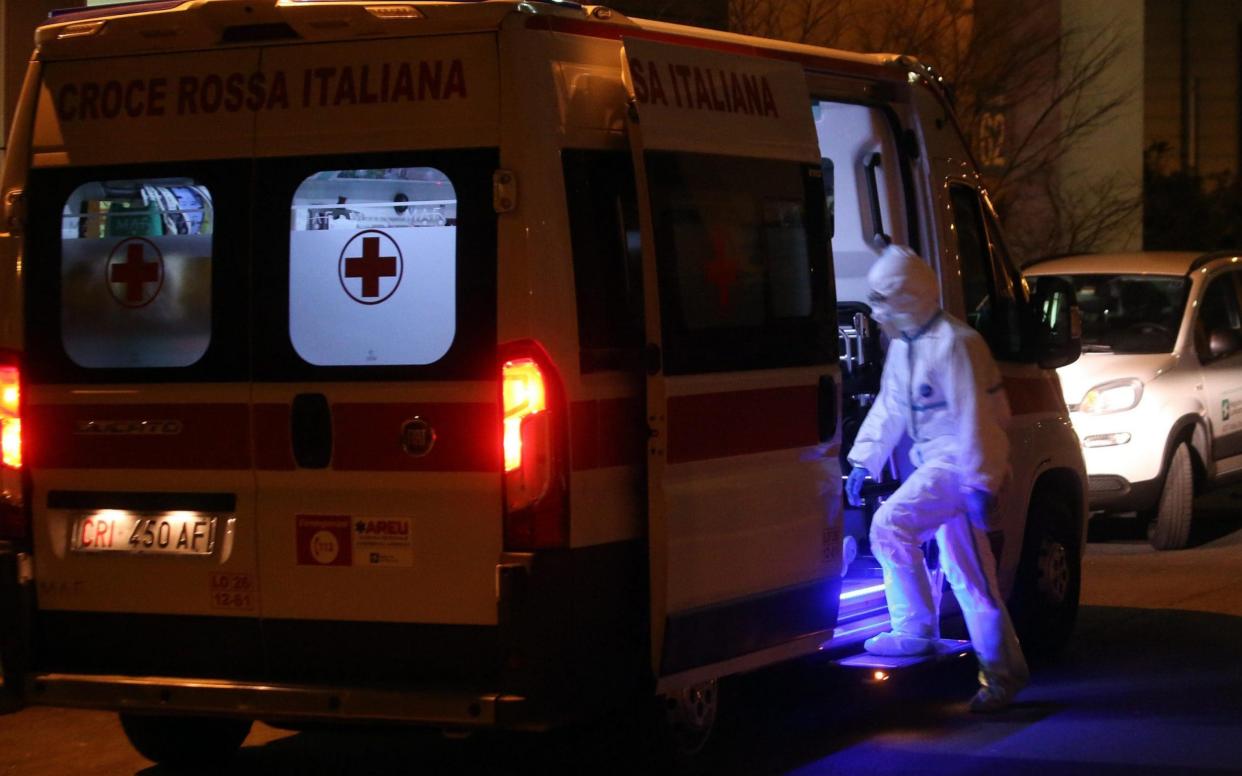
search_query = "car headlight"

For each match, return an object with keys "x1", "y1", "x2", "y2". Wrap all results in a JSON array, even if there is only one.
[{"x1": 1078, "y1": 378, "x2": 1144, "y2": 414}]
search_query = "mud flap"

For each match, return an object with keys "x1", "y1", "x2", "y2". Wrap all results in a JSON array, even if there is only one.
[{"x1": 0, "y1": 545, "x2": 33, "y2": 713}]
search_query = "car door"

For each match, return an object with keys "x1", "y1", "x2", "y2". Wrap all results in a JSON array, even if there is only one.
[
  {"x1": 622, "y1": 39, "x2": 842, "y2": 684},
  {"x1": 1194, "y1": 270, "x2": 1242, "y2": 463},
  {"x1": 248, "y1": 36, "x2": 504, "y2": 685},
  {"x1": 24, "y1": 49, "x2": 264, "y2": 679}
]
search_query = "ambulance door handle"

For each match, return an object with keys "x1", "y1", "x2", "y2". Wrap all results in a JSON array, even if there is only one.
[
  {"x1": 291, "y1": 393, "x2": 332, "y2": 469},
  {"x1": 818, "y1": 375, "x2": 837, "y2": 443}
]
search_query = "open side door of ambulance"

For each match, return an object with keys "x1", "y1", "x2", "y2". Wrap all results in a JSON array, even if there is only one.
[{"x1": 622, "y1": 39, "x2": 844, "y2": 690}]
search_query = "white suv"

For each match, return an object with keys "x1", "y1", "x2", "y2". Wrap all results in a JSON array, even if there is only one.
[{"x1": 1026, "y1": 251, "x2": 1242, "y2": 549}]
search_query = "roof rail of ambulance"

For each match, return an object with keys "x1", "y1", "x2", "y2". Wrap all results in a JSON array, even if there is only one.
[
  {"x1": 46, "y1": 0, "x2": 586, "y2": 27},
  {"x1": 48, "y1": 0, "x2": 184, "y2": 24}
]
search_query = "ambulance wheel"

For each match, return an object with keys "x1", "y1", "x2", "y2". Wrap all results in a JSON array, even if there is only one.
[
  {"x1": 119, "y1": 712, "x2": 252, "y2": 767},
  {"x1": 1011, "y1": 494, "x2": 1080, "y2": 656},
  {"x1": 1147, "y1": 441, "x2": 1194, "y2": 551},
  {"x1": 656, "y1": 679, "x2": 719, "y2": 761}
]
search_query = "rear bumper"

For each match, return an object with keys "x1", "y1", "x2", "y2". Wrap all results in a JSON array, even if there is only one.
[
  {"x1": 13, "y1": 540, "x2": 649, "y2": 728},
  {"x1": 25, "y1": 672, "x2": 543, "y2": 730}
]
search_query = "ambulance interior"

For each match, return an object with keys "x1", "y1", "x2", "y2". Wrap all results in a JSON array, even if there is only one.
[{"x1": 813, "y1": 99, "x2": 925, "y2": 632}]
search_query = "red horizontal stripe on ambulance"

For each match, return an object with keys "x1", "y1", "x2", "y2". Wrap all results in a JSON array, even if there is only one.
[
  {"x1": 1002, "y1": 376, "x2": 1065, "y2": 416},
  {"x1": 667, "y1": 386, "x2": 819, "y2": 464},
  {"x1": 28, "y1": 403, "x2": 251, "y2": 470},
  {"x1": 571, "y1": 397, "x2": 646, "y2": 471},
  {"x1": 331, "y1": 402, "x2": 500, "y2": 472},
  {"x1": 253, "y1": 403, "x2": 296, "y2": 471}
]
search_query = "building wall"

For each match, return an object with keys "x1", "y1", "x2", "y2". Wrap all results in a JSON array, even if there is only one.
[
  {"x1": 1144, "y1": 0, "x2": 1182, "y2": 172},
  {"x1": 1145, "y1": 0, "x2": 1242, "y2": 178},
  {"x1": 1059, "y1": 0, "x2": 1145, "y2": 251}
]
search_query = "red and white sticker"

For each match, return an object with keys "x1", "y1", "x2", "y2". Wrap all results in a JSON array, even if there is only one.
[
  {"x1": 295, "y1": 514, "x2": 412, "y2": 567},
  {"x1": 338, "y1": 230, "x2": 403, "y2": 304},
  {"x1": 106, "y1": 237, "x2": 165, "y2": 308},
  {"x1": 296, "y1": 514, "x2": 353, "y2": 566}
]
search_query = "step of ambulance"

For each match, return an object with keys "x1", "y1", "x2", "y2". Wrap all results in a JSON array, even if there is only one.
[{"x1": 833, "y1": 639, "x2": 973, "y2": 674}]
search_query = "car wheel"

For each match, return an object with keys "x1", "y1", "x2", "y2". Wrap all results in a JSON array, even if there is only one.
[
  {"x1": 1010, "y1": 494, "x2": 1081, "y2": 656},
  {"x1": 119, "y1": 712, "x2": 252, "y2": 767},
  {"x1": 1148, "y1": 441, "x2": 1194, "y2": 551},
  {"x1": 656, "y1": 679, "x2": 720, "y2": 762}
]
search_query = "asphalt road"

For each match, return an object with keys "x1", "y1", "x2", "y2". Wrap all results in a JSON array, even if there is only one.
[{"x1": 3, "y1": 491, "x2": 1242, "y2": 775}]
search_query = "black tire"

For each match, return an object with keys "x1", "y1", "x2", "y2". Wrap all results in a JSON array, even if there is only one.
[
  {"x1": 119, "y1": 712, "x2": 251, "y2": 767},
  {"x1": 1148, "y1": 441, "x2": 1194, "y2": 551},
  {"x1": 658, "y1": 679, "x2": 719, "y2": 761},
  {"x1": 1010, "y1": 494, "x2": 1081, "y2": 656}
]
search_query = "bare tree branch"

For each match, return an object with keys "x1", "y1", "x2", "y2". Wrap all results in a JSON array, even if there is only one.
[{"x1": 729, "y1": 0, "x2": 1139, "y2": 261}]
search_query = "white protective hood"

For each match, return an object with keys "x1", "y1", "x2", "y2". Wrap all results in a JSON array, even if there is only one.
[{"x1": 866, "y1": 245, "x2": 941, "y2": 336}]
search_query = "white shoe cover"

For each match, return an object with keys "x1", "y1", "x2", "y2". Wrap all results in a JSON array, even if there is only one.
[
  {"x1": 969, "y1": 670, "x2": 1026, "y2": 713},
  {"x1": 863, "y1": 631, "x2": 935, "y2": 657}
]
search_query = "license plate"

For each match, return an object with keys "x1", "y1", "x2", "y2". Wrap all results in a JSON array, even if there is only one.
[{"x1": 70, "y1": 511, "x2": 218, "y2": 555}]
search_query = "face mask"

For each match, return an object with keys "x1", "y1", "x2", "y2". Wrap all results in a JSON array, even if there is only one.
[
  {"x1": 870, "y1": 291, "x2": 934, "y2": 338},
  {"x1": 869, "y1": 293, "x2": 918, "y2": 337}
]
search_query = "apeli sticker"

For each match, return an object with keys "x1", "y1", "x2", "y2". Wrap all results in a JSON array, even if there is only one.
[{"x1": 353, "y1": 517, "x2": 413, "y2": 567}]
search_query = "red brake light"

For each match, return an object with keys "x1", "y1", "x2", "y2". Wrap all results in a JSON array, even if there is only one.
[
  {"x1": 0, "y1": 365, "x2": 20, "y2": 469},
  {"x1": 500, "y1": 342, "x2": 567, "y2": 550},
  {"x1": 0, "y1": 354, "x2": 26, "y2": 542},
  {"x1": 503, "y1": 358, "x2": 546, "y2": 474}
]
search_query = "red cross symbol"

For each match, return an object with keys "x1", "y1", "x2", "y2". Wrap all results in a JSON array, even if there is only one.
[
  {"x1": 106, "y1": 238, "x2": 163, "y2": 308},
  {"x1": 704, "y1": 231, "x2": 740, "y2": 310},
  {"x1": 339, "y1": 231, "x2": 402, "y2": 305}
]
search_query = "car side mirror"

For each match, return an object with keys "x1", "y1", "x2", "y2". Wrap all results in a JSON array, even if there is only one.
[
  {"x1": 1209, "y1": 328, "x2": 1242, "y2": 360},
  {"x1": 1028, "y1": 276, "x2": 1081, "y2": 369}
]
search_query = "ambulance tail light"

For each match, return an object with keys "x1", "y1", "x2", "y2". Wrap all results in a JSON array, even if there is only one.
[
  {"x1": 501, "y1": 342, "x2": 568, "y2": 550},
  {"x1": 0, "y1": 353, "x2": 27, "y2": 541},
  {"x1": 0, "y1": 360, "x2": 21, "y2": 471}
]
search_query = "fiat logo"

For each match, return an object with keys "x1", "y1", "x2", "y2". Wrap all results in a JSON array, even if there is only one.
[{"x1": 402, "y1": 417, "x2": 436, "y2": 457}]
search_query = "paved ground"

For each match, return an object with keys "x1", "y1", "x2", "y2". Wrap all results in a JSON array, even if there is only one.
[{"x1": 3, "y1": 490, "x2": 1242, "y2": 774}]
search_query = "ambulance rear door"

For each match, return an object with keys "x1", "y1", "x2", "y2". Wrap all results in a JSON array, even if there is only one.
[
  {"x1": 248, "y1": 35, "x2": 503, "y2": 686},
  {"x1": 621, "y1": 39, "x2": 842, "y2": 685},
  {"x1": 24, "y1": 49, "x2": 264, "y2": 678}
]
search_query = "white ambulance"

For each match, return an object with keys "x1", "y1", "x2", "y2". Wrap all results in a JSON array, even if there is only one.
[{"x1": 0, "y1": 0, "x2": 1086, "y2": 763}]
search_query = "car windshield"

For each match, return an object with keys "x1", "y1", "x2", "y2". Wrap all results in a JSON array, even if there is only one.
[{"x1": 1057, "y1": 274, "x2": 1189, "y2": 354}]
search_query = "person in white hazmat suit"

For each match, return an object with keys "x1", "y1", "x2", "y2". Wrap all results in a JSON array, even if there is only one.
[{"x1": 845, "y1": 244, "x2": 1029, "y2": 713}]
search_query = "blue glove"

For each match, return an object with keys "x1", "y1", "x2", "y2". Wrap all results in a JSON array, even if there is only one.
[
  {"x1": 845, "y1": 466, "x2": 870, "y2": 507},
  {"x1": 965, "y1": 488, "x2": 997, "y2": 531}
]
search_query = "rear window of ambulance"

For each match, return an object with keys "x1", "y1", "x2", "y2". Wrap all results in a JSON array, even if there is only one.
[
  {"x1": 647, "y1": 152, "x2": 836, "y2": 374},
  {"x1": 24, "y1": 159, "x2": 250, "y2": 384},
  {"x1": 249, "y1": 149, "x2": 497, "y2": 382},
  {"x1": 288, "y1": 167, "x2": 458, "y2": 367},
  {"x1": 24, "y1": 151, "x2": 497, "y2": 385},
  {"x1": 59, "y1": 178, "x2": 214, "y2": 369}
]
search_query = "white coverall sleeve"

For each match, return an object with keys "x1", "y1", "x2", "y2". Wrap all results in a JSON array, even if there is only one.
[
  {"x1": 943, "y1": 336, "x2": 1010, "y2": 494},
  {"x1": 847, "y1": 348, "x2": 907, "y2": 475}
]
